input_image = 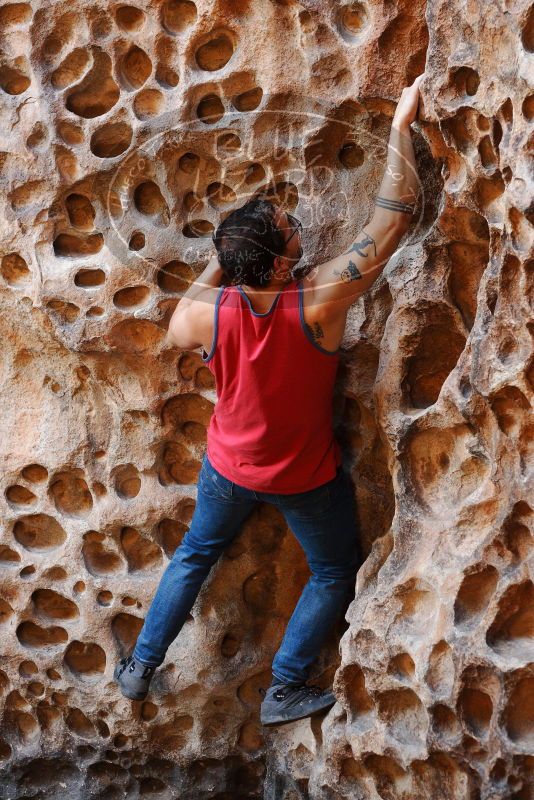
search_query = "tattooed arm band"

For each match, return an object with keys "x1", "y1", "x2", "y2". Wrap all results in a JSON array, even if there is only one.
[{"x1": 375, "y1": 195, "x2": 415, "y2": 214}]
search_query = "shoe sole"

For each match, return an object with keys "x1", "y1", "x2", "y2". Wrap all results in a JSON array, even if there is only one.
[
  {"x1": 261, "y1": 697, "x2": 336, "y2": 726},
  {"x1": 113, "y1": 663, "x2": 149, "y2": 701}
]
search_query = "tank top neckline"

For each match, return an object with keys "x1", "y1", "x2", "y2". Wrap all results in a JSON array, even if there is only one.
[{"x1": 235, "y1": 278, "x2": 297, "y2": 317}]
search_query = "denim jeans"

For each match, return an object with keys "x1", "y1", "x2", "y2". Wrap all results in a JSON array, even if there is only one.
[{"x1": 133, "y1": 452, "x2": 362, "y2": 685}]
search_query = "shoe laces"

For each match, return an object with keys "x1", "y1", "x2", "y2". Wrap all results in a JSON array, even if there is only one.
[{"x1": 273, "y1": 683, "x2": 324, "y2": 701}]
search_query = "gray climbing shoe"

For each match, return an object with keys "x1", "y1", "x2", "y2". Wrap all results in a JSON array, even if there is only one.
[
  {"x1": 113, "y1": 654, "x2": 156, "y2": 700},
  {"x1": 259, "y1": 682, "x2": 336, "y2": 725}
]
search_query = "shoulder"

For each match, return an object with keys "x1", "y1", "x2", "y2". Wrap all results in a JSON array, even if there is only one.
[
  {"x1": 298, "y1": 277, "x2": 348, "y2": 352},
  {"x1": 187, "y1": 284, "x2": 227, "y2": 341}
]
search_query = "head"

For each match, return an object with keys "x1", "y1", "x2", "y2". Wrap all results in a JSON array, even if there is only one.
[{"x1": 212, "y1": 196, "x2": 303, "y2": 289}]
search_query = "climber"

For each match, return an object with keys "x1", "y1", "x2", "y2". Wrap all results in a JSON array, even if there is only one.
[{"x1": 114, "y1": 73, "x2": 424, "y2": 726}]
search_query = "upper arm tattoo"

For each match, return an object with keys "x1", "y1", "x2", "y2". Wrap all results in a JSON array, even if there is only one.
[
  {"x1": 333, "y1": 260, "x2": 362, "y2": 283},
  {"x1": 304, "y1": 320, "x2": 325, "y2": 342},
  {"x1": 343, "y1": 230, "x2": 377, "y2": 259}
]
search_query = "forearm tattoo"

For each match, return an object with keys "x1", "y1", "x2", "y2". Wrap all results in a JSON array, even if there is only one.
[
  {"x1": 375, "y1": 195, "x2": 415, "y2": 214},
  {"x1": 304, "y1": 320, "x2": 325, "y2": 342}
]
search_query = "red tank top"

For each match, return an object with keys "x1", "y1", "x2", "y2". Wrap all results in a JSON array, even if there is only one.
[{"x1": 201, "y1": 277, "x2": 342, "y2": 493}]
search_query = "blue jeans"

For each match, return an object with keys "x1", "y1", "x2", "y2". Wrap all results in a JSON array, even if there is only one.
[{"x1": 133, "y1": 452, "x2": 361, "y2": 685}]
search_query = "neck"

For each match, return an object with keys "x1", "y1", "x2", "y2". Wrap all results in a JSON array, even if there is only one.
[{"x1": 242, "y1": 276, "x2": 293, "y2": 293}]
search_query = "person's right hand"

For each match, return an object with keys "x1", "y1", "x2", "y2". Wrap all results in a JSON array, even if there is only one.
[{"x1": 392, "y1": 73, "x2": 425, "y2": 130}]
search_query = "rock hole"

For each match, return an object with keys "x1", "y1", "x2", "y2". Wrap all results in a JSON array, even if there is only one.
[
  {"x1": 155, "y1": 64, "x2": 179, "y2": 88},
  {"x1": 157, "y1": 261, "x2": 196, "y2": 293},
  {"x1": 522, "y1": 93, "x2": 534, "y2": 121},
  {"x1": 97, "y1": 590, "x2": 113, "y2": 606},
  {"x1": 197, "y1": 93, "x2": 225, "y2": 124},
  {"x1": 232, "y1": 87, "x2": 262, "y2": 112},
  {"x1": 182, "y1": 219, "x2": 214, "y2": 237},
  {"x1": 31, "y1": 589, "x2": 79, "y2": 621},
  {"x1": 46, "y1": 299, "x2": 80, "y2": 323},
  {"x1": 129, "y1": 231, "x2": 145, "y2": 250},
  {"x1": 335, "y1": 2, "x2": 370, "y2": 42},
  {"x1": 1, "y1": 252, "x2": 30, "y2": 286},
  {"x1": 503, "y1": 672, "x2": 534, "y2": 746},
  {"x1": 0, "y1": 57, "x2": 31, "y2": 94},
  {"x1": 376, "y1": 688, "x2": 426, "y2": 745},
  {"x1": 157, "y1": 517, "x2": 187, "y2": 558},
  {"x1": 161, "y1": 0, "x2": 197, "y2": 34},
  {"x1": 64, "y1": 640, "x2": 106, "y2": 681},
  {"x1": 521, "y1": 4, "x2": 534, "y2": 52},
  {"x1": 5, "y1": 485, "x2": 37, "y2": 506},
  {"x1": 120, "y1": 45, "x2": 152, "y2": 90},
  {"x1": 486, "y1": 581, "x2": 534, "y2": 660},
  {"x1": 478, "y1": 136, "x2": 497, "y2": 169},
  {"x1": 120, "y1": 526, "x2": 163, "y2": 572},
  {"x1": 53, "y1": 232, "x2": 104, "y2": 258},
  {"x1": 113, "y1": 285, "x2": 150, "y2": 309},
  {"x1": 66, "y1": 49, "x2": 119, "y2": 118},
  {"x1": 451, "y1": 66, "x2": 480, "y2": 97},
  {"x1": 178, "y1": 151, "x2": 200, "y2": 173},
  {"x1": 66, "y1": 707, "x2": 97, "y2": 738},
  {"x1": 133, "y1": 88, "x2": 164, "y2": 119},
  {"x1": 134, "y1": 181, "x2": 169, "y2": 225},
  {"x1": 339, "y1": 663, "x2": 375, "y2": 723},
  {"x1": 51, "y1": 48, "x2": 92, "y2": 90},
  {"x1": 16, "y1": 621, "x2": 68, "y2": 648},
  {"x1": 87, "y1": 305, "x2": 105, "y2": 317},
  {"x1": 206, "y1": 182, "x2": 236, "y2": 208},
  {"x1": 49, "y1": 470, "x2": 93, "y2": 518},
  {"x1": 65, "y1": 193, "x2": 95, "y2": 231},
  {"x1": 401, "y1": 312, "x2": 466, "y2": 407},
  {"x1": 454, "y1": 565, "x2": 499, "y2": 626},
  {"x1": 0, "y1": 599, "x2": 14, "y2": 625},
  {"x1": 221, "y1": 630, "x2": 241, "y2": 657},
  {"x1": 0, "y1": 3, "x2": 33, "y2": 27},
  {"x1": 82, "y1": 531, "x2": 123, "y2": 576},
  {"x1": 111, "y1": 463, "x2": 141, "y2": 498},
  {"x1": 490, "y1": 385, "x2": 530, "y2": 436},
  {"x1": 13, "y1": 513, "x2": 67, "y2": 552},
  {"x1": 115, "y1": 5, "x2": 146, "y2": 32},
  {"x1": 90, "y1": 121, "x2": 132, "y2": 158},
  {"x1": 0, "y1": 545, "x2": 21, "y2": 565},
  {"x1": 387, "y1": 652, "x2": 415, "y2": 681},
  {"x1": 218, "y1": 132, "x2": 241, "y2": 155},
  {"x1": 111, "y1": 612, "x2": 144, "y2": 655},
  {"x1": 457, "y1": 687, "x2": 493, "y2": 738},
  {"x1": 21, "y1": 463, "x2": 48, "y2": 482},
  {"x1": 108, "y1": 318, "x2": 164, "y2": 352},
  {"x1": 431, "y1": 704, "x2": 460, "y2": 738},
  {"x1": 74, "y1": 268, "x2": 106, "y2": 288},
  {"x1": 338, "y1": 141, "x2": 364, "y2": 168},
  {"x1": 195, "y1": 32, "x2": 235, "y2": 71}
]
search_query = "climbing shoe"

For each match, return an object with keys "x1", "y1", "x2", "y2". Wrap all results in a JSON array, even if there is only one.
[
  {"x1": 113, "y1": 654, "x2": 156, "y2": 700},
  {"x1": 259, "y1": 681, "x2": 336, "y2": 725}
]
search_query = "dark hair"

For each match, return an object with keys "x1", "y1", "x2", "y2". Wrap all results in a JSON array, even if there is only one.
[{"x1": 212, "y1": 196, "x2": 286, "y2": 288}]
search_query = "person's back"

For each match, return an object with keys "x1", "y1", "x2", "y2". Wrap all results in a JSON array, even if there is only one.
[{"x1": 201, "y1": 278, "x2": 342, "y2": 493}]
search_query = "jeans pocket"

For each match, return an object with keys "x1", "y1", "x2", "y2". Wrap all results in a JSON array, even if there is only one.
[
  {"x1": 280, "y1": 482, "x2": 332, "y2": 519},
  {"x1": 199, "y1": 455, "x2": 233, "y2": 500}
]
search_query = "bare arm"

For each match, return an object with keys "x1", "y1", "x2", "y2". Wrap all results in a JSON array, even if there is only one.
[
  {"x1": 306, "y1": 74, "x2": 424, "y2": 313},
  {"x1": 165, "y1": 254, "x2": 224, "y2": 348}
]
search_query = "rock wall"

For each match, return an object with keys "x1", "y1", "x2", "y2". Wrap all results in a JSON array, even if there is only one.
[{"x1": 0, "y1": 0, "x2": 532, "y2": 798}]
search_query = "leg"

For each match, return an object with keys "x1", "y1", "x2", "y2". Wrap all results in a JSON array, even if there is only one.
[
  {"x1": 271, "y1": 468, "x2": 361, "y2": 685},
  {"x1": 133, "y1": 456, "x2": 258, "y2": 666}
]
